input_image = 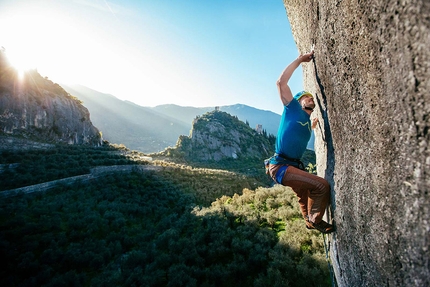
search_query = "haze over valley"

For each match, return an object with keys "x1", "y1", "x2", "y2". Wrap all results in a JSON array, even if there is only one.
[{"x1": 62, "y1": 84, "x2": 315, "y2": 153}]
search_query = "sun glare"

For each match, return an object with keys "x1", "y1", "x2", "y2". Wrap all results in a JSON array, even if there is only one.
[
  {"x1": 0, "y1": 2, "x2": 224, "y2": 109},
  {"x1": 0, "y1": 7, "x2": 88, "y2": 84},
  {"x1": 4, "y1": 50, "x2": 34, "y2": 80}
]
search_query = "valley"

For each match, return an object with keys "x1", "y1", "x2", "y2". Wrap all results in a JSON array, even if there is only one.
[{"x1": 0, "y1": 141, "x2": 328, "y2": 286}]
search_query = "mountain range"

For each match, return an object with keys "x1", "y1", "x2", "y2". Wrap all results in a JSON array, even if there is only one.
[{"x1": 62, "y1": 84, "x2": 315, "y2": 153}]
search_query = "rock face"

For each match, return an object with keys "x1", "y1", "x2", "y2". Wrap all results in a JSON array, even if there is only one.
[
  {"x1": 175, "y1": 110, "x2": 273, "y2": 161},
  {"x1": 0, "y1": 51, "x2": 102, "y2": 145},
  {"x1": 283, "y1": 1, "x2": 429, "y2": 286}
]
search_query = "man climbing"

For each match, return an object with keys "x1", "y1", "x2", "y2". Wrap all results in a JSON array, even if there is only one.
[{"x1": 267, "y1": 50, "x2": 334, "y2": 234}]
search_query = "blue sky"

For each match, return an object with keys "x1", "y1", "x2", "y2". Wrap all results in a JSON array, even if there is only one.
[{"x1": 0, "y1": 0, "x2": 304, "y2": 115}]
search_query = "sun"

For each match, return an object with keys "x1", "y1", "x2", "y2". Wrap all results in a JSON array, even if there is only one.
[
  {"x1": 3, "y1": 48, "x2": 36, "y2": 80},
  {"x1": 0, "y1": 12, "x2": 41, "y2": 80},
  {"x1": 0, "y1": 8, "x2": 81, "y2": 84}
]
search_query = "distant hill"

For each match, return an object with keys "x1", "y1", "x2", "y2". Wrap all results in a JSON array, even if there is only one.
[
  {"x1": 149, "y1": 104, "x2": 314, "y2": 151},
  {"x1": 172, "y1": 110, "x2": 274, "y2": 162},
  {"x1": 63, "y1": 85, "x2": 314, "y2": 153},
  {"x1": 151, "y1": 104, "x2": 281, "y2": 137},
  {"x1": 62, "y1": 85, "x2": 191, "y2": 153}
]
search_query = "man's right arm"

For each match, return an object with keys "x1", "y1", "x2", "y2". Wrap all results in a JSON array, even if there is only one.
[{"x1": 276, "y1": 51, "x2": 314, "y2": 106}]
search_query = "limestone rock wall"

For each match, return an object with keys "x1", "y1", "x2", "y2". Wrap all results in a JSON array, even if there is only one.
[
  {"x1": 0, "y1": 58, "x2": 102, "y2": 145},
  {"x1": 283, "y1": 0, "x2": 430, "y2": 286}
]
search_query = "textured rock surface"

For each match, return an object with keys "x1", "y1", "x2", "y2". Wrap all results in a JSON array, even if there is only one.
[
  {"x1": 0, "y1": 53, "x2": 102, "y2": 145},
  {"x1": 283, "y1": 0, "x2": 429, "y2": 286},
  {"x1": 176, "y1": 110, "x2": 272, "y2": 161}
]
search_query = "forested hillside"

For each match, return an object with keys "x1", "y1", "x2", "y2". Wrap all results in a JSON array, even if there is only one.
[{"x1": 0, "y1": 143, "x2": 330, "y2": 286}]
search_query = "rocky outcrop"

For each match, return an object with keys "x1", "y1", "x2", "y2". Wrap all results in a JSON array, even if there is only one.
[
  {"x1": 175, "y1": 110, "x2": 273, "y2": 162},
  {"x1": 283, "y1": 1, "x2": 430, "y2": 286},
  {"x1": 0, "y1": 51, "x2": 102, "y2": 145}
]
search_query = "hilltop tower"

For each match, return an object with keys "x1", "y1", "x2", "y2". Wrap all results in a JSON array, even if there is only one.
[{"x1": 255, "y1": 124, "x2": 263, "y2": 134}]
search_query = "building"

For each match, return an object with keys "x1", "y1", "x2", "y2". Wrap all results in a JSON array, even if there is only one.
[{"x1": 255, "y1": 124, "x2": 263, "y2": 134}]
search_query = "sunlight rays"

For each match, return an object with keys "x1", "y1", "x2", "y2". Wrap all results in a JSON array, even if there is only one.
[{"x1": 0, "y1": 0, "x2": 291, "y2": 114}]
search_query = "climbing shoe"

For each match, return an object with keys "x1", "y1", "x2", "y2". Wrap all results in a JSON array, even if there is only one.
[
  {"x1": 308, "y1": 220, "x2": 335, "y2": 234},
  {"x1": 305, "y1": 217, "x2": 315, "y2": 230}
]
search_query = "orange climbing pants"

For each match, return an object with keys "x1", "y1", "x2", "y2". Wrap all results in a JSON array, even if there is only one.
[{"x1": 268, "y1": 164, "x2": 330, "y2": 224}]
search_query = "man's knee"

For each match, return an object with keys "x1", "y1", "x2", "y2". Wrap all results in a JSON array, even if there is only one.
[
  {"x1": 323, "y1": 180, "x2": 330, "y2": 192},
  {"x1": 318, "y1": 178, "x2": 330, "y2": 195}
]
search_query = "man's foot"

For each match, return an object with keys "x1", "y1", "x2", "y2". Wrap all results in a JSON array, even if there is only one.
[{"x1": 307, "y1": 220, "x2": 335, "y2": 234}]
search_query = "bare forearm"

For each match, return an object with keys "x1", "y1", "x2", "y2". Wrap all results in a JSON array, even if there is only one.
[
  {"x1": 277, "y1": 57, "x2": 302, "y2": 87},
  {"x1": 276, "y1": 51, "x2": 314, "y2": 105}
]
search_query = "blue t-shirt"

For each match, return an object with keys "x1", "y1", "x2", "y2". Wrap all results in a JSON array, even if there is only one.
[{"x1": 270, "y1": 99, "x2": 311, "y2": 164}]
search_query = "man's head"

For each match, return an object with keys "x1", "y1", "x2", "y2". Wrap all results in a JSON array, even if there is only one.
[{"x1": 294, "y1": 91, "x2": 315, "y2": 113}]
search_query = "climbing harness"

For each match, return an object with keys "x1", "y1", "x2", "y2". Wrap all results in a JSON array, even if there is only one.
[{"x1": 274, "y1": 153, "x2": 305, "y2": 170}]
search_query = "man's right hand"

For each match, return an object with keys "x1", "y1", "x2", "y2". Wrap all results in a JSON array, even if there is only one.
[
  {"x1": 277, "y1": 50, "x2": 315, "y2": 106},
  {"x1": 299, "y1": 51, "x2": 314, "y2": 63}
]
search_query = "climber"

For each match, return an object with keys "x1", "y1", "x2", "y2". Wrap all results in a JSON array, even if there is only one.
[{"x1": 267, "y1": 50, "x2": 334, "y2": 234}]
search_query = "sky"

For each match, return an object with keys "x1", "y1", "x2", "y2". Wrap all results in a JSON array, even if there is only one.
[{"x1": 0, "y1": 0, "x2": 304, "y2": 115}]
